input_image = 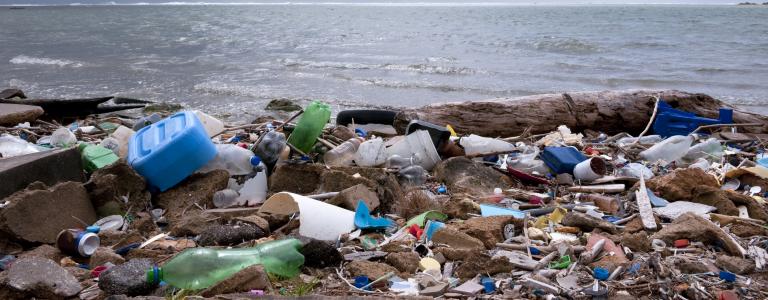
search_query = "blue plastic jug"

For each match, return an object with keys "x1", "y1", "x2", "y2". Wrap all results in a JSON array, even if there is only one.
[
  {"x1": 540, "y1": 146, "x2": 587, "y2": 175},
  {"x1": 128, "y1": 111, "x2": 217, "y2": 191}
]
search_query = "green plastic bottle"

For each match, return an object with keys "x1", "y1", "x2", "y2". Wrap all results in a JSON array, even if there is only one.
[
  {"x1": 287, "y1": 101, "x2": 331, "y2": 153},
  {"x1": 147, "y1": 239, "x2": 304, "y2": 290},
  {"x1": 78, "y1": 143, "x2": 119, "y2": 172}
]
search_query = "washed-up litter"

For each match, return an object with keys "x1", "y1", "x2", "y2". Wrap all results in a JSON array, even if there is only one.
[{"x1": 1, "y1": 88, "x2": 768, "y2": 299}]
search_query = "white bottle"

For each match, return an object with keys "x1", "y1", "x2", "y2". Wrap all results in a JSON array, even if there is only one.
[
  {"x1": 237, "y1": 156, "x2": 268, "y2": 206},
  {"x1": 639, "y1": 135, "x2": 694, "y2": 164},
  {"x1": 110, "y1": 125, "x2": 135, "y2": 159},
  {"x1": 198, "y1": 144, "x2": 254, "y2": 176}
]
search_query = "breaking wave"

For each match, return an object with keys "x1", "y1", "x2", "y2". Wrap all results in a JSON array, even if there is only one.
[
  {"x1": 279, "y1": 58, "x2": 480, "y2": 75},
  {"x1": 9, "y1": 55, "x2": 85, "y2": 68}
]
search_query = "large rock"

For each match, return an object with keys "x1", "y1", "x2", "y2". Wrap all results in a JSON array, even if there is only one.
[
  {"x1": 265, "y1": 98, "x2": 301, "y2": 112},
  {"x1": 454, "y1": 216, "x2": 521, "y2": 249},
  {"x1": 434, "y1": 157, "x2": 517, "y2": 196},
  {"x1": 431, "y1": 227, "x2": 485, "y2": 250},
  {"x1": 385, "y1": 251, "x2": 420, "y2": 274},
  {"x1": 98, "y1": 259, "x2": 157, "y2": 296},
  {"x1": 200, "y1": 265, "x2": 271, "y2": 297},
  {"x1": 270, "y1": 163, "x2": 402, "y2": 213},
  {"x1": 90, "y1": 247, "x2": 126, "y2": 267},
  {"x1": 0, "y1": 148, "x2": 84, "y2": 200},
  {"x1": 327, "y1": 184, "x2": 380, "y2": 211},
  {"x1": 454, "y1": 254, "x2": 513, "y2": 279},
  {"x1": 645, "y1": 168, "x2": 719, "y2": 201},
  {"x1": 651, "y1": 212, "x2": 743, "y2": 256},
  {"x1": 156, "y1": 170, "x2": 229, "y2": 226},
  {"x1": 85, "y1": 161, "x2": 150, "y2": 216},
  {"x1": 17, "y1": 244, "x2": 63, "y2": 262},
  {"x1": 0, "y1": 181, "x2": 97, "y2": 243},
  {"x1": 715, "y1": 255, "x2": 755, "y2": 275},
  {"x1": 0, "y1": 88, "x2": 26, "y2": 99},
  {"x1": 0, "y1": 103, "x2": 43, "y2": 126},
  {"x1": 345, "y1": 260, "x2": 399, "y2": 280},
  {"x1": 690, "y1": 185, "x2": 739, "y2": 215},
  {"x1": 5, "y1": 257, "x2": 82, "y2": 299}
]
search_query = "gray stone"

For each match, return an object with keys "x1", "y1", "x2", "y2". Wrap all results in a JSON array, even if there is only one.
[
  {"x1": 90, "y1": 247, "x2": 126, "y2": 267},
  {"x1": 0, "y1": 103, "x2": 43, "y2": 126},
  {"x1": 84, "y1": 161, "x2": 149, "y2": 217},
  {"x1": 98, "y1": 259, "x2": 157, "y2": 296},
  {"x1": 327, "y1": 183, "x2": 380, "y2": 211},
  {"x1": 434, "y1": 157, "x2": 516, "y2": 196},
  {"x1": 198, "y1": 224, "x2": 267, "y2": 246},
  {"x1": 6, "y1": 257, "x2": 82, "y2": 299},
  {"x1": 0, "y1": 148, "x2": 84, "y2": 200},
  {"x1": 0, "y1": 181, "x2": 97, "y2": 243},
  {"x1": 0, "y1": 88, "x2": 25, "y2": 99},
  {"x1": 17, "y1": 244, "x2": 63, "y2": 262},
  {"x1": 715, "y1": 255, "x2": 755, "y2": 275}
]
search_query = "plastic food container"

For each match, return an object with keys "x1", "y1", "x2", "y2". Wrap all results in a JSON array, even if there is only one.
[{"x1": 128, "y1": 111, "x2": 217, "y2": 191}]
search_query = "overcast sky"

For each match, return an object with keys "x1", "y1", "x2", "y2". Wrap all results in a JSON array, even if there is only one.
[{"x1": 0, "y1": 0, "x2": 739, "y2": 5}]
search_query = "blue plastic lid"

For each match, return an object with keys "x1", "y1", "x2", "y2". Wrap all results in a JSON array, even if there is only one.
[
  {"x1": 594, "y1": 267, "x2": 610, "y2": 280},
  {"x1": 85, "y1": 225, "x2": 100, "y2": 234},
  {"x1": 250, "y1": 155, "x2": 262, "y2": 166}
]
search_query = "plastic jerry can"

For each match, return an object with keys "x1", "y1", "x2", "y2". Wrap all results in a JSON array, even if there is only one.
[
  {"x1": 540, "y1": 146, "x2": 587, "y2": 175},
  {"x1": 128, "y1": 111, "x2": 217, "y2": 191}
]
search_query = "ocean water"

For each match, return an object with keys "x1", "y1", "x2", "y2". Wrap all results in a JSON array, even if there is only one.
[{"x1": 1, "y1": 4, "x2": 767, "y2": 120}]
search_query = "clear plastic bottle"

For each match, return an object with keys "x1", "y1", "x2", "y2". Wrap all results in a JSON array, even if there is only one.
[
  {"x1": 132, "y1": 113, "x2": 162, "y2": 131},
  {"x1": 639, "y1": 135, "x2": 694, "y2": 163},
  {"x1": 616, "y1": 135, "x2": 663, "y2": 148},
  {"x1": 399, "y1": 165, "x2": 427, "y2": 185},
  {"x1": 198, "y1": 144, "x2": 255, "y2": 176},
  {"x1": 324, "y1": 137, "x2": 363, "y2": 167},
  {"x1": 682, "y1": 138, "x2": 723, "y2": 162},
  {"x1": 253, "y1": 131, "x2": 287, "y2": 167},
  {"x1": 237, "y1": 156, "x2": 268, "y2": 206},
  {"x1": 147, "y1": 238, "x2": 304, "y2": 290},
  {"x1": 213, "y1": 189, "x2": 240, "y2": 208},
  {"x1": 386, "y1": 153, "x2": 422, "y2": 170}
]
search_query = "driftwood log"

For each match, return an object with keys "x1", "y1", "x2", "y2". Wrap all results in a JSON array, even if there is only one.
[{"x1": 395, "y1": 90, "x2": 768, "y2": 137}]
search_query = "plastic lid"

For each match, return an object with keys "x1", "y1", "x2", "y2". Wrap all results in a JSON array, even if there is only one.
[
  {"x1": 147, "y1": 266, "x2": 161, "y2": 284},
  {"x1": 77, "y1": 232, "x2": 100, "y2": 257},
  {"x1": 250, "y1": 155, "x2": 262, "y2": 166}
]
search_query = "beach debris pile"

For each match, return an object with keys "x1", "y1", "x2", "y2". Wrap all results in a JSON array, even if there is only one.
[{"x1": 1, "y1": 88, "x2": 768, "y2": 299}]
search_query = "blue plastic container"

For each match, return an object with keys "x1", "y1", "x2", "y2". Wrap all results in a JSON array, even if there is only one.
[
  {"x1": 540, "y1": 146, "x2": 587, "y2": 174},
  {"x1": 652, "y1": 101, "x2": 733, "y2": 137},
  {"x1": 128, "y1": 111, "x2": 217, "y2": 191}
]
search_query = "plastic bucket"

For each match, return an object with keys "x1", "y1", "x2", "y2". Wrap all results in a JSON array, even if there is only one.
[
  {"x1": 573, "y1": 157, "x2": 606, "y2": 181},
  {"x1": 385, "y1": 130, "x2": 441, "y2": 171},
  {"x1": 355, "y1": 137, "x2": 387, "y2": 167}
]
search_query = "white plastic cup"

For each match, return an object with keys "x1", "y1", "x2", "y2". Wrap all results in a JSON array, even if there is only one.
[{"x1": 573, "y1": 157, "x2": 606, "y2": 181}]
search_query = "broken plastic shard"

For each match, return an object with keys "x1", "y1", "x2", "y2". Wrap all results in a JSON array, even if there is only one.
[
  {"x1": 354, "y1": 200, "x2": 395, "y2": 230},
  {"x1": 479, "y1": 204, "x2": 526, "y2": 218},
  {"x1": 405, "y1": 210, "x2": 448, "y2": 227}
]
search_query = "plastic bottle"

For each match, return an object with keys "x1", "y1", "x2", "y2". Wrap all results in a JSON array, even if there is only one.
[
  {"x1": 100, "y1": 137, "x2": 120, "y2": 155},
  {"x1": 324, "y1": 137, "x2": 363, "y2": 167},
  {"x1": 386, "y1": 153, "x2": 422, "y2": 170},
  {"x1": 237, "y1": 156, "x2": 268, "y2": 206},
  {"x1": 399, "y1": 165, "x2": 427, "y2": 185},
  {"x1": 213, "y1": 189, "x2": 240, "y2": 208},
  {"x1": 253, "y1": 130, "x2": 287, "y2": 167},
  {"x1": 50, "y1": 127, "x2": 77, "y2": 148},
  {"x1": 147, "y1": 238, "x2": 304, "y2": 290},
  {"x1": 616, "y1": 135, "x2": 663, "y2": 147},
  {"x1": 198, "y1": 144, "x2": 255, "y2": 176},
  {"x1": 682, "y1": 138, "x2": 723, "y2": 162},
  {"x1": 639, "y1": 135, "x2": 694, "y2": 163},
  {"x1": 460, "y1": 134, "x2": 516, "y2": 156},
  {"x1": 286, "y1": 101, "x2": 331, "y2": 153},
  {"x1": 78, "y1": 143, "x2": 119, "y2": 172},
  {"x1": 109, "y1": 125, "x2": 135, "y2": 159}
]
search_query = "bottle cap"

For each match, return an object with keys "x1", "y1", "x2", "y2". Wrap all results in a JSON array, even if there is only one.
[
  {"x1": 250, "y1": 155, "x2": 262, "y2": 166},
  {"x1": 147, "y1": 266, "x2": 161, "y2": 284}
]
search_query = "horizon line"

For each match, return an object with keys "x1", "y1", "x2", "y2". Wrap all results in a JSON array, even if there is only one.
[{"x1": 0, "y1": 2, "x2": 745, "y2": 7}]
